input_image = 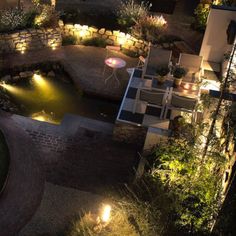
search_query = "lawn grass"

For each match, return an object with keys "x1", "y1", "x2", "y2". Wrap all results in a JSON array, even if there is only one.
[{"x1": 0, "y1": 130, "x2": 9, "y2": 192}]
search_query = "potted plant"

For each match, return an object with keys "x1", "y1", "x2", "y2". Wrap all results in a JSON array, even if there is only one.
[
  {"x1": 155, "y1": 66, "x2": 170, "y2": 84},
  {"x1": 173, "y1": 66, "x2": 187, "y2": 87}
]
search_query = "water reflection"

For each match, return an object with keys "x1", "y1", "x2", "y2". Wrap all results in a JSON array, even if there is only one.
[{"x1": 1, "y1": 74, "x2": 119, "y2": 124}]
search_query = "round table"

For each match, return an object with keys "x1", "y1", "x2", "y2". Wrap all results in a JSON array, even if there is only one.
[{"x1": 104, "y1": 57, "x2": 126, "y2": 86}]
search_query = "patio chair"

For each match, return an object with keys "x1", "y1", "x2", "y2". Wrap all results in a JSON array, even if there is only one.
[
  {"x1": 103, "y1": 45, "x2": 121, "y2": 75},
  {"x1": 164, "y1": 89, "x2": 198, "y2": 122},
  {"x1": 142, "y1": 45, "x2": 172, "y2": 79},
  {"x1": 126, "y1": 55, "x2": 146, "y2": 75},
  {"x1": 137, "y1": 55, "x2": 146, "y2": 69},
  {"x1": 133, "y1": 87, "x2": 170, "y2": 119},
  {"x1": 178, "y1": 53, "x2": 203, "y2": 83}
]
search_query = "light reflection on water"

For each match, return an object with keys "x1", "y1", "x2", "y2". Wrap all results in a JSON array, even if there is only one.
[{"x1": 3, "y1": 75, "x2": 119, "y2": 124}]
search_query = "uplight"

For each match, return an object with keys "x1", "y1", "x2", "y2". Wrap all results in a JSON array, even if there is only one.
[
  {"x1": 51, "y1": 45, "x2": 56, "y2": 50},
  {"x1": 33, "y1": 74, "x2": 42, "y2": 81},
  {"x1": 101, "y1": 205, "x2": 111, "y2": 223},
  {"x1": 32, "y1": 115, "x2": 46, "y2": 122}
]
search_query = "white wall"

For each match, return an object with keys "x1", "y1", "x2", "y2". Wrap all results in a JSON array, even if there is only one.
[{"x1": 200, "y1": 6, "x2": 236, "y2": 63}]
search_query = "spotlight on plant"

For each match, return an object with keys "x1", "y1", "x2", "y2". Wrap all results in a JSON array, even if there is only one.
[{"x1": 101, "y1": 204, "x2": 111, "y2": 223}]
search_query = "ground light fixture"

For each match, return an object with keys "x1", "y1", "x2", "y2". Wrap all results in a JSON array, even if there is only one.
[
  {"x1": 0, "y1": 81, "x2": 6, "y2": 87},
  {"x1": 33, "y1": 73, "x2": 42, "y2": 80},
  {"x1": 101, "y1": 204, "x2": 111, "y2": 223},
  {"x1": 32, "y1": 73, "x2": 47, "y2": 87}
]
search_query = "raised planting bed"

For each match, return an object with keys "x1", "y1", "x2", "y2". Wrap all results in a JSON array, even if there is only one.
[{"x1": 0, "y1": 130, "x2": 9, "y2": 192}]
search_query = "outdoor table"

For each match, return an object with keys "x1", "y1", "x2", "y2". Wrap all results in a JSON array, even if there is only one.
[{"x1": 104, "y1": 57, "x2": 126, "y2": 86}]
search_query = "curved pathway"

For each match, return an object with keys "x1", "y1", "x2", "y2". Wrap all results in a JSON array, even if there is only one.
[{"x1": 0, "y1": 111, "x2": 45, "y2": 236}]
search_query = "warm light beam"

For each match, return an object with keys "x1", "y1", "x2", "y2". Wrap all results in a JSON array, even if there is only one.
[{"x1": 101, "y1": 205, "x2": 111, "y2": 223}]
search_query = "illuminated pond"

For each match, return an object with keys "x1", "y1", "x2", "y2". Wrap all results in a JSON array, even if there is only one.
[{"x1": 0, "y1": 73, "x2": 119, "y2": 124}]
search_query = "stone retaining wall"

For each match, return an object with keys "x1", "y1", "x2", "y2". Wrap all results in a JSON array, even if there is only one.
[
  {"x1": 59, "y1": 21, "x2": 149, "y2": 55},
  {"x1": 113, "y1": 121, "x2": 147, "y2": 147},
  {"x1": 0, "y1": 28, "x2": 62, "y2": 54},
  {"x1": 0, "y1": 22, "x2": 148, "y2": 55}
]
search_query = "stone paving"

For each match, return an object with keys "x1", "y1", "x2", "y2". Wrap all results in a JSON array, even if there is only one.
[
  {"x1": 12, "y1": 113, "x2": 139, "y2": 191},
  {"x1": 19, "y1": 182, "x2": 104, "y2": 236},
  {"x1": 0, "y1": 112, "x2": 45, "y2": 236}
]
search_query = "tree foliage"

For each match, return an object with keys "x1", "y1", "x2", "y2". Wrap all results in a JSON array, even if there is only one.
[{"x1": 148, "y1": 138, "x2": 226, "y2": 234}]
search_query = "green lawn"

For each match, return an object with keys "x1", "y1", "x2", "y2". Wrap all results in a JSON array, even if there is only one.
[{"x1": 0, "y1": 130, "x2": 9, "y2": 192}]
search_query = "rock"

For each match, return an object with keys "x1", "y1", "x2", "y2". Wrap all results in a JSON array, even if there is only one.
[
  {"x1": 89, "y1": 27, "x2": 98, "y2": 33},
  {"x1": 12, "y1": 76, "x2": 20, "y2": 82},
  {"x1": 98, "y1": 28, "x2": 106, "y2": 34},
  {"x1": 1, "y1": 75, "x2": 11, "y2": 82},
  {"x1": 105, "y1": 30, "x2": 112, "y2": 36},
  {"x1": 47, "y1": 71, "x2": 55, "y2": 77},
  {"x1": 19, "y1": 71, "x2": 33, "y2": 78}
]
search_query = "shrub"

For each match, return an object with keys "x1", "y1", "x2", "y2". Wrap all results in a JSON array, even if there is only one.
[
  {"x1": 194, "y1": 3, "x2": 211, "y2": 31},
  {"x1": 65, "y1": 192, "x2": 162, "y2": 236},
  {"x1": 149, "y1": 139, "x2": 226, "y2": 234},
  {"x1": 60, "y1": 9, "x2": 80, "y2": 24},
  {"x1": 34, "y1": 4, "x2": 59, "y2": 28},
  {"x1": 121, "y1": 48, "x2": 139, "y2": 58},
  {"x1": 62, "y1": 35, "x2": 77, "y2": 46},
  {"x1": 117, "y1": 0, "x2": 151, "y2": 29},
  {"x1": 156, "y1": 66, "x2": 169, "y2": 76},
  {"x1": 0, "y1": 8, "x2": 26, "y2": 32},
  {"x1": 81, "y1": 37, "x2": 107, "y2": 48},
  {"x1": 173, "y1": 67, "x2": 187, "y2": 78},
  {"x1": 23, "y1": 9, "x2": 38, "y2": 28},
  {"x1": 132, "y1": 15, "x2": 167, "y2": 41}
]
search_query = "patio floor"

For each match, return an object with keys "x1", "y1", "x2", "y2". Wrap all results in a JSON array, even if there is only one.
[{"x1": 19, "y1": 182, "x2": 103, "y2": 236}]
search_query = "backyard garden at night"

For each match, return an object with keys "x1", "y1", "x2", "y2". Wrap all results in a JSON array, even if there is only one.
[{"x1": 0, "y1": 0, "x2": 236, "y2": 236}]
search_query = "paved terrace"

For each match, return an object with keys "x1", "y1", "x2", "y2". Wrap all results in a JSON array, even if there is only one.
[{"x1": 3, "y1": 45, "x2": 138, "y2": 100}]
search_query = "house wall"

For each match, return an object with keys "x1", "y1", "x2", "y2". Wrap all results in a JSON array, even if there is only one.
[{"x1": 200, "y1": 5, "x2": 236, "y2": 63}]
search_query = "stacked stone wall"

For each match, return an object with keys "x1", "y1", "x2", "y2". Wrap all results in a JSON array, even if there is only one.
[
  {"x1": 0, "y1": 28, "x2": 62, "y2": 54},
  {"x1": 0, "y1": 21, "x2": 149, "y2": 55},
  {"x1": 60, "y1": 21, "x2": 149, "y2": 55}
]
